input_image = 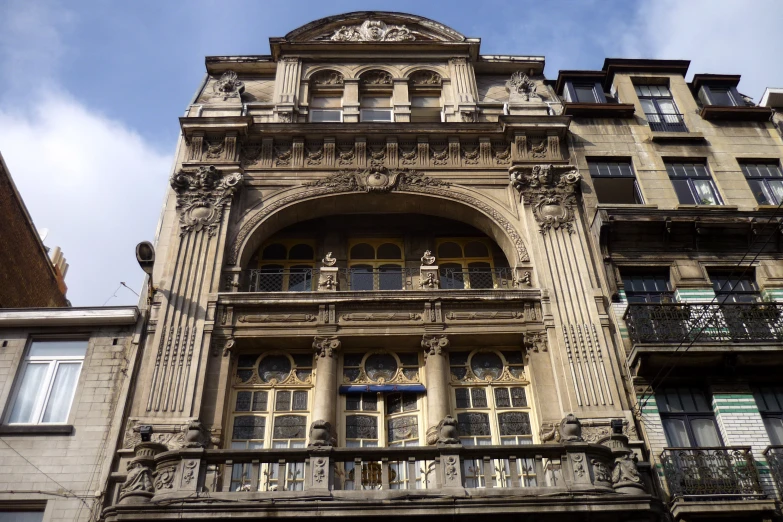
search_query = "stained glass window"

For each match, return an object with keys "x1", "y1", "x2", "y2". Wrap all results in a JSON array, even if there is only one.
[
  {"x1": 346, "y1": 415, "x2": 378, "y2": 440},
  {"x1": 386, "y1": 393, "x2": 418, "y2": 414},
  {"x1": 457, "y1": 413, "x2": 491, "y2": 437},
  {"x1": 273, "y1": 415, "x2": 307, "y2": 439},
  {"x1": 259, "y1": 355, "x2": 291, "y2": 382},
  {"x1": 498, "y1": 412, "x2": 532, "y2": 436},
  {"x1": 233, "y1": 416, "x2": 265, "y2": 440},
  {"x1": 365, "y1": 354, "x2": 398, "y2": 381},
  {"x1": 387, "y1": 416, "x2": 419, "y2": 442},
  {"x1": 471, "y1": 352, "x2": 503, "y2": 380},
  {"x1": 236, "y1": 391, "x2": 268, "y2": 412}
]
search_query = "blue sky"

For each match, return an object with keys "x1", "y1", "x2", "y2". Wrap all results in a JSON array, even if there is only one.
[{"x1": 1, "y1": 0, "x2": 782, "y2": 306}]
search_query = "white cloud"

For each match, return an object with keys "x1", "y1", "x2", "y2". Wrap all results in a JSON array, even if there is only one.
[
  {"x1": 621, "y1": 0, "x2": 783, "y2": 102},
  {"x1": 0, "y1": 91, "x2": 171, "y2": 306}
]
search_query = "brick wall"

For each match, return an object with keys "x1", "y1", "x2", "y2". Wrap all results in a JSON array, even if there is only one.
[{"x1": 0, "y1": 326, "x2": 134, "y2": 520}]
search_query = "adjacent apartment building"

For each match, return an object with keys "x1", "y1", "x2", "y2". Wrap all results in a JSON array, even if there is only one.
[{"x1": 3, "y1": 11, "x2": 783, "y2": 522}]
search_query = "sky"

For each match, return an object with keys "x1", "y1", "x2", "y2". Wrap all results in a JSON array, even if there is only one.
[{"x1": 1, "y1": 0, "x2": 782, "y2": 307}]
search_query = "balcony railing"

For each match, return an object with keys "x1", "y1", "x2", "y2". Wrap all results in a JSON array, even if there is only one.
[
  {"x1": 660, "y1": 447, "x2": 765, "y2": 500},
  {"x1": 764, "y1": 446, "x2": 783, "y2": 496},
  {"x1": 645, "y1": 112, "x2": 688, "y2": 132},
  {"x1": 624, "y1": 303, "x2": 783, "y2": 344},
  {"x1": 243, "y1": 267, "x2": 515, "y2": 292},
  {"x1": 440, "y1": 267, "x2": 515, "y2": 290}
]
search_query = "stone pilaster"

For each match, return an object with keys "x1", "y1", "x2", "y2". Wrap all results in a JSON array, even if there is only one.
[
  {"x1": 274, "y1": 56, "x2": 302, "y2": 121},
  {"x1": 309, "y1": 336, "x2": 340, "y2": 445}
]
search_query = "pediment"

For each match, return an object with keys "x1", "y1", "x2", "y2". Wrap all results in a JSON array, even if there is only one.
[{"x1": 284, "y1": 11, "x2": 467, "y2": 43}]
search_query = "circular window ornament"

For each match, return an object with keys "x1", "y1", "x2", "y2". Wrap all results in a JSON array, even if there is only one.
[
  {"x1": 259, "y1": 355, "x2": 292, "y2": 383},
  {"x1": 470, "y1": 352, "x2": 503, "y2": 380},
  {"x1": 365, "y1": 353, "x2": 398, "y2": 382}
]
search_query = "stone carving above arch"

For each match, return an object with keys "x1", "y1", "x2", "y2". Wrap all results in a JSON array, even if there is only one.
[
  {"x1": 310, "y1": 70, "x2": 344, "y2": 86},
  {"x1": 227, "y1": 168, "x2": 530, "y2": 265},
  {"x1": 509, "y1": 164, "x2": 581, "y2": 235},
  {"x1": 360, "y1": 70, "x2": 393, "y2": 85},
  {"x1": 409, "y1": 70, "x2": 442, "y2": 86},
  {"x1": 284, "y1": 12, "x2": 467, "y2": 43}
]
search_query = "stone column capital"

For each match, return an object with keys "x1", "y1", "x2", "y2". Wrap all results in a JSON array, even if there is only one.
[
  {"x1": 422, "y1": 334, "x2": 449, "y2": 359},
  {"x1": 313, "y1": 336, "x2": 340, "y2": 358}
]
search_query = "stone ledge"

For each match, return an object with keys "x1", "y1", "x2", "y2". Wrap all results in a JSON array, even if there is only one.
[
  {"x1": 670, "y1": 498, "x2": 776, "y2": 520},
  {"x1": 0, "y1": 424, "x2": 74, "y2": 436}
]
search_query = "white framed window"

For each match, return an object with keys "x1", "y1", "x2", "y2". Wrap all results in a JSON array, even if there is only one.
[
  {"x1": 7, "y1": 340, "x2": 87, "y2": 425},
  {"x1": 360, "y1": 96, "x2": 392, "y2": 122},
  {"x1": 309, "y1": 96, "x2": 343, "y2": 122}
]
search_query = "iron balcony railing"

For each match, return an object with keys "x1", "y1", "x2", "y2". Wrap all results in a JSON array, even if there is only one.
[
  {"x1": 623, "y1": 303, "x2": 783, "y2": 344},
  {"x1": 763, "y1": 446, "x2": 783, "y2": 496},
  {"x1": 645, "y1": 112, "x2": 688, "y2": 132},
  {"x1": 244, "y1": 267, "x2": 515, "y2": 292},
  {"x1": 247, "y1": 268, "x2": 318, "y2": 292},
  {"x1": 660, "y1": 447, "x2": 765, "y2": 501},
  {"x1": 440, "y1": 267, "x2": 515, "y2": 290}
]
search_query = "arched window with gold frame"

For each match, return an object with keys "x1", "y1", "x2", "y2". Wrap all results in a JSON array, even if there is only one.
[
  {"x1": 228, "y1": 351, "x2": 314, "y2": 491},
  {"x1": 348, "y1": 238, "x2": 407, "y2": 290},
  {"x1": 339, "y1": 350, "x2": 429, "y2": 489},
  {"x1": 249, "y1": 240, "x2": 316, "y2": 292},
  {"x1": 448, "y1": 348, "x2": 536, "y2": 488},
  {"x1": 436, "y1": 238, "x2": 498, "y2": 289}
]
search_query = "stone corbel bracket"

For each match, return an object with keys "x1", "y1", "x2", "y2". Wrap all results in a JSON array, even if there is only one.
[
  {"x1": 509, "y1": 164, "x2": 581, "y2": 234},
  {"x1": 170, "y1": 165, "x2": 244, "y2": 236}
]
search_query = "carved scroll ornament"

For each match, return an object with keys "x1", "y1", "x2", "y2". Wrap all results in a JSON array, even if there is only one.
[
  {"x1": 313, "y1": 336, "x2": 340, "y2": 358},
  {"x1": 422, "y1": 334, "x2": 449, "y2": 358},
  {"x1": 213, "y1": 70, "x2": 244, "y2": 99},
  {"x1": 331, "y1": 20, "x2": 415, "y2": 42},
  {"x1": 170, "y1": 165, "x2": 243, "y2": 236},
  {"x1": 505, "y1": 71, "x2": 544, "y2": 101},
  {"x1": 510, "y1": 164, "x2": 581, "y2": 234}
]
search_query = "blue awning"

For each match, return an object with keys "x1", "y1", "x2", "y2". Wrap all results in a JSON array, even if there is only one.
[{"x1": 339, "y1": 384, "x2": 426, "y2": 394}]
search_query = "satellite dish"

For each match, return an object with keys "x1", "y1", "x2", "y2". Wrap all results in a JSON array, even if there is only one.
[{"x1": 38, "y1": 228, "x2": 49, "y2": 242}]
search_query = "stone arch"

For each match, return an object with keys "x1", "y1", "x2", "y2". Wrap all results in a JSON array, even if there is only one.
[
  {"x1": 228, "y1": 184, "x2": 530, "y2": 270},
  {"x1": 402, "y1": 66, "x2": 447, "y2": 81},
  {"x1": 355, "y1": 66, "x2": 398, "y2": 82},
  {"x1": 303, "y1": 66, "x2": 349, "y2": 82}
]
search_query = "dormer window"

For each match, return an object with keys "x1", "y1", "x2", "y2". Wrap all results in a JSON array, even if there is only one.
[
  {"x1": 360, "y1": 70, "x2": 394, "y2": 122},
  {"x1": 564, "y1": 82, "x2": 606, "y2": 103},
  {"x1": 698, "y1": 85, "x2": 743, "y2": 107},
  {"x1": 309, "y1": 70, "x2": 344, "y2": 123}
]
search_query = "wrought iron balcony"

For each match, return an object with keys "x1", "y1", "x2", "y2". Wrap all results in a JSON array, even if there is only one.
[
  {"x1": 645, "y1": 112, "x2": 688, "y2": 132},
  {"x1": 624, "y1": 303, "x2": 783, "y2": 344},
  {"x1": 660, "y1": 447, "x2": 765, "y2": 501},
  {"x1": 763, "y1": 446, "x2": 783, "y2": 497},
  {"x1": 243, "y1": 267, "x2": 515, "y2": 292}
]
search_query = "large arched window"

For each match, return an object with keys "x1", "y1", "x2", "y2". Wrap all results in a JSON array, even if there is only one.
[
  {"x1": 437, "y1": 238, "x2": 496, "y2": 289},
  {"x1": 448, "y1": 348, "x2": 536, "y2": 488},
  {"x1": 229, "y1": 351, "x2": 314, "y2": 491},
  {"x1": 308, "y1": 70, "x2": 344, "y2": 122},
  {"x1": 249, "y1": 240, "x2": 316, "y2": 292},
  {"x1": 348, "y1": 239, "x2": 406, "y2": 290},
  {"x1": 359, "y1": 70, "x2": 393, "y2": 122},
  {"x1": 408, "y1": 70, "x2": 443, "y2": 123}
]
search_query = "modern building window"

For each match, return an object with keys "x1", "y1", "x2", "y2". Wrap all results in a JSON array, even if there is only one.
[
  {"x1": 665, "y1": 161, "x2": 721, "y2": 205},
  {"x1": 621, "y1": 270, "x2": 673, "y2": 303},
  {"x1": 436, "y1": 238, "x2": 497, "y2": 289},
  {"x1": 230, "y1": 352, "x2": 312, "y2": 491},
  {"x1": 656, "y1": 387, "x2": 722, "y2": 448},
  {"x1": 249, "y1": 241, "x2": 315, "y2": 292},
  {"x1": 564, "y1": 82, "x2": 606, "y2": 103},
  {"x1": 348, "y1": 239, "x2": 405, "y2": 290},
  {"x1": 753, "y1": 387, "x2": 783, "y2": 445},
  {"x1": 7, "y1": 340, "x2": 87, "y2": 425},
  {"x1": 410, "y1": 95, "x2": 442, "y2": 122},
  {"x1": 0, "y1": 513, "x2": 43, "y2": 522},
  {"x1": 588, "y1": 161, "x2": 643, "y2": 204},
  {"x1": 360, "y1": 96, "x2": 393, "y2": 122},
  {"x1": 709, "y1": 271, "x2": 760, "y2": 303},
  {"x1": 309, "y1": 96, "x2": 343, "y2": 122},
  {"x1": 741, "y1": 161, "x2": 783, "y2": 206},
  {"x1": 636, "y1": 84, "x2": 687, "y2": 132},
  {"x1": 697, "y1": 85, "x2": 743, "y2": 107}
]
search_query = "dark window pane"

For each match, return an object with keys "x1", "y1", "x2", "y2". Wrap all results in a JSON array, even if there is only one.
[
  {"x1": 511, "y1": 387, "x2": 528, "y2": 407},
  {"x1": 378, "y1": 264, "x2": 403, "y2": 290},
  {"x1": 594, "y1": 178, "x2": 640, "y2": 204},
  {"x1": 671, "y1": 179, "x2": 697, "y2": 204},
  {"x1": 344, "y1": 354, "x2": 364, "y2": 367},
  {"x1": 398, "y1": 353, "x2": 418, "y2": 367},
  {"x1": 276, "y1": 391, "x2": 291, "y2": 411},
  {"x1": 388, "y1": 416, "x2": 418, "y2": 442},
  {"x1": 467, "y1": 262, "x2": 493, "y2": 289},
  {"x1": 438, "y1": 242, "x2": 463, "y2": 259},
  {"x1": 262, "y1": 244, "x2": 287, "y2": 260},
  {"x1": 288, "y1": 265, "x2": 313, "y2": 292},
  {"x1": 455, "y1": 388, "x2": 470, "y2": 409},
  {"x1": 288, "y1": 243, "x2": 314, "y2": 260},
  {"x1": 259, "y1": 355, "x2": 292, "y2": 383},
  {"x1": 471, "y1": 352, "x2": 503, "y2": 380},
  {"x1": 440, "y1": 263, "x2": 465, "y2": 289},
  {"x1": 346, "y1": 415, "x2": 378, "y2": 440},
  {"x1": 502, "y1": 351, "x2": 524, "y2": 365},
  {"x1": 573, "y1": 84, "x2": 597, "y2": 103},
  {"x1": 499, "y1": 412, "x2": 532, "y2": 436},
  {"x1": 292, "y1": 391, "x2": 308, "y2": 411},
  {"x1": 233, "y1": 416, "x2": 265, "y2": 440},
  {"x1": 495, "y1": 387, "x2": 511, "y2": 408},
  {"x1": 457, "y1": 412, "x2": 491, "y2": 436},
  {"x1": 708, "y1": 87, "x2": 735, "y2": 106},
  {"x1": 236, "y1": 391, "x2": 252, "y2": 411},
  {"x1": 273, "y1": 415, "x2": 307, "y2": 439},
  {"x1": 365, "y1": 354, "x2": 398, "y2": 381},
  {"x1": 449, "y1": 352, "x2": 469, "y2": 367},
  {"x1": 350, "y1": 243, "x2": 375, "y2": 259},
  {"x1": 252, "y1": 391, "x2": 268, "y2": 412},
  {"x1": 349, "y1": 265, "x2": 374, "y2": 291},
  {"x1": 376, "y1": 243, "x2": 402, "y2": 259},
  {"x1": 362, "y1": 392, "x2": 377, "y2": 411},
  {"x1": 403, "y1": 393, "x2": 418, "y2": 411},
  {"x1": 343, "y1": 368, "x2": 361, "y2": 382},
  {"x1": 464, "y1": 241, "x2": 489, "y2": 258},
  {"x1": 346, "y1": 395, "x2": 361, "y2": 411},
  {"x1": 293, "y1": 353, "x2": 313, "y2": 369},
  {"x1": 238, "y1": 354, "x2": 259, "y2": 368},
  {"x1": 387, "y1": 393, "x2": 402, "y2": 415},
  {"x1": 471, "y1": 388, "x2": 488, "y2": 408},
  {"x1": 237, "y1": 369, "x2": 253, "y2": 383}
]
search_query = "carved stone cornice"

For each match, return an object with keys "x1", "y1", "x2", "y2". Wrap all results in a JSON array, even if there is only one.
[
  {"x1": 170, "y1": 166, "x2": 243, "y2": 236},
  {"x1": 422, "y1": 334, "x2": 449, "y2": 358},
  {"x1": 509, "y1": 164, "x2": 581, "y2": 234},
  {"x1": 313, "y1": 336, "x2": 340, "y2": 358},
  {"x1": 304, "y1": 167, "x2": 449, "y2": 193}
]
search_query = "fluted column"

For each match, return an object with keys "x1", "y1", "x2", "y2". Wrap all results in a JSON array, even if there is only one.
[
  {"x1": 309, "y1": 336, "x2": 340, "y2": 445},
  {"x1": 422, "y1": 334, "x2": 450, "y2": 444}
]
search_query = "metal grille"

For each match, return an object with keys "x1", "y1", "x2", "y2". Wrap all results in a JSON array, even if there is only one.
[
  {"x1": 764, "y1": 446, "x2": 783, "y2": 497},
  {"x1": 247, "y1": 268, "x2": 317, "y2": 292},
  {"x1": 624, "y1": 303, "x2": 783, "y2": 344},
  {"x1": 342, "y1": 267, "x2": 416, "y2": 291},
  {"x1": 660, "y1": 447, "x2": 765, "y2": 500},
  {"x1": 440, "y1": 267, "x2": 514, "y2": 290},
  {"x1": 645, "y1": 112, "x2": 688, "y2": 132}
]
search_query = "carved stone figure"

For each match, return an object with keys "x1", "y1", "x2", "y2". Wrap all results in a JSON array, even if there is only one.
[
  {"x1": 170, "y1": 165, "x2": 243, "y2": 236},
  {"x1": 612, "y1": 453, "x2": 646, "y2": 494},
  {"x1": 360, "y1": 70, "x2": 393, "y2": 85},
  {"x1": 322, "y1": 252, "x2": 337, "y2": 267},
  {"x1": 509, "y1": 164, "x2": 581, "y2": 234},
  {"x1": 184, "y1": 420, "x2": 208, "y2": 448},
  {"x1": 119, "y1": 461, "x2": 154, "y2": 502},
  {"x1": 311, "y1": 70, "x2": 344, "y2": 85},
  {"x1": 213, "y1": 70, "x2": 244, "y2": 100},
  {"x1": 410, "y1": 70, "x2": 441, "y2": 86},
  {"x1": 331, "y1": 20, "x2": 415, "y2": 42},
  {"x1": 505, "y1": 71, "x2": 544, "y2": 102},
  {"x1": 421, "y1": 250, "x2": 436, "y2": 265},
  {"x1": 318, "y1": 274, "x2": 337, "y2": 290},
  {"x1": 308, "y1": 419, "x2": 335, "y2": 447},
  {"x1": 560, "y1": 413, "x2": 583, "y2": 442},
  {"x1": 419, "y1": 272, "x2": 438, "y2": 289},
  {"x1": 436, "y1": 415, "x2": 459, "y2": 444}
]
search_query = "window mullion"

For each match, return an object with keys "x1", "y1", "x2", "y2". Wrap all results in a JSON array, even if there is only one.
[{"x1": 34, "y1": 360, "x2": 58, "y2": 423}]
